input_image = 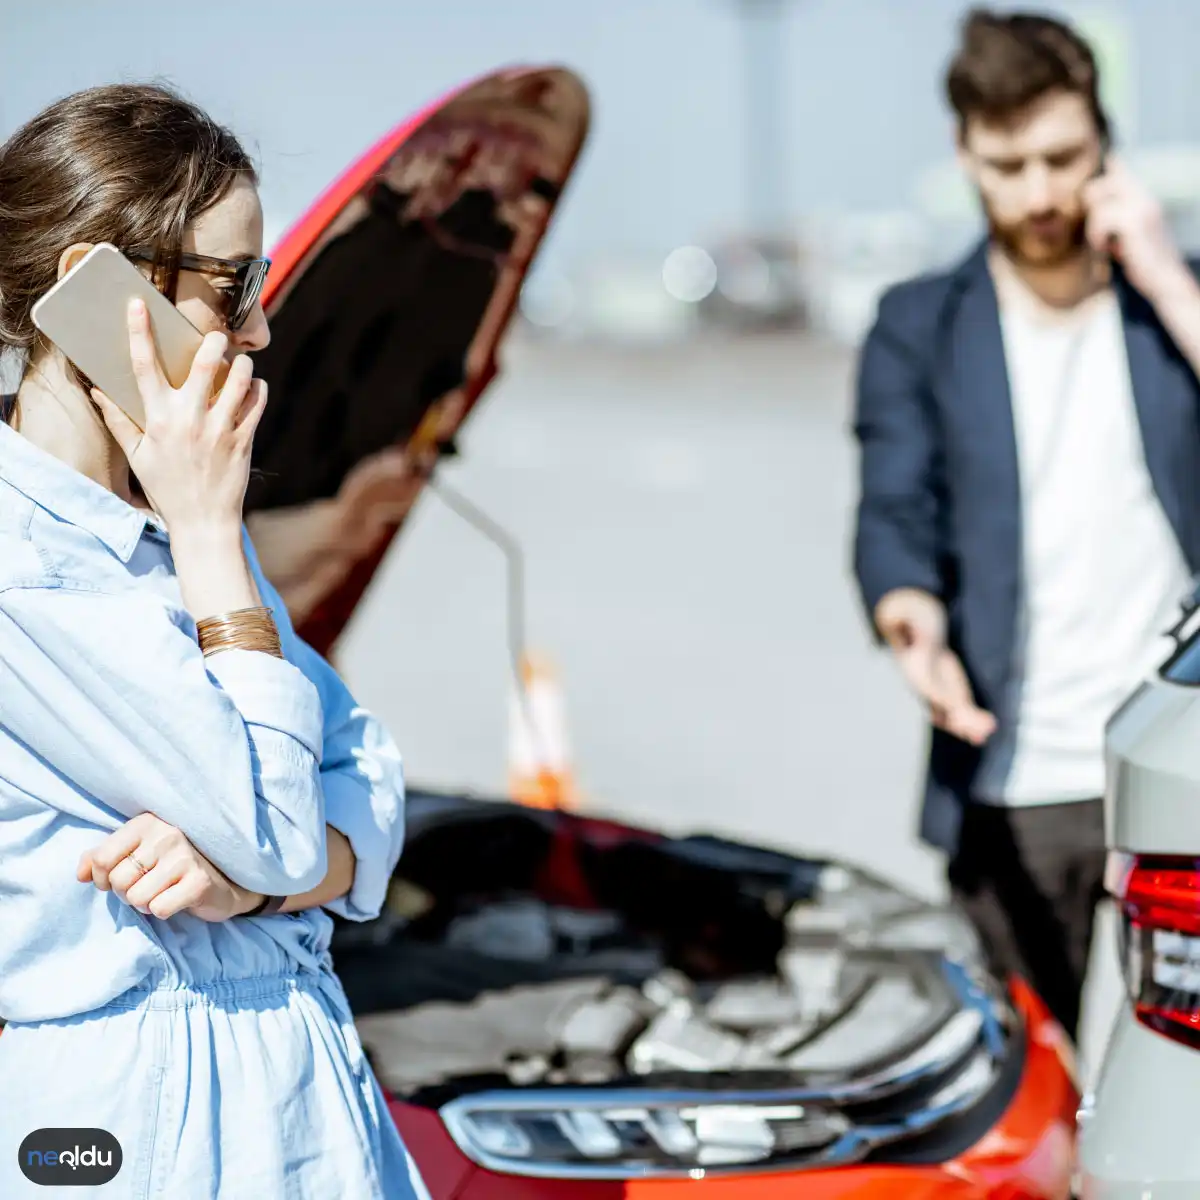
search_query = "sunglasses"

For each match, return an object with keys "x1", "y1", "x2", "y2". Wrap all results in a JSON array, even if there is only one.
[{"x1": 126, "y1": 247, "x2": 271, "y2": 331}]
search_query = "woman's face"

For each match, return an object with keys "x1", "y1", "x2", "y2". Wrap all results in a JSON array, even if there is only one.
[{"x1": 174, "y1": 175, "x2": 271, "y2": 355}]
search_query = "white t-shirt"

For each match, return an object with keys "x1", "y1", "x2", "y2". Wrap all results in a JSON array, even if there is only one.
[{"x1": 976, "y1": 288, "x2": 1191, "y2": 805}]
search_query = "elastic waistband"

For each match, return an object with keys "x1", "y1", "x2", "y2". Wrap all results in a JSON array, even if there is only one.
[{"x1": 108, "y1": 969, "x2": 337, "y2": 1012}]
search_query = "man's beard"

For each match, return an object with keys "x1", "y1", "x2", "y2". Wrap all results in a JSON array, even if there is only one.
[{"x1": 984, "y1": 201, "x2": 1088, "y2": 268}]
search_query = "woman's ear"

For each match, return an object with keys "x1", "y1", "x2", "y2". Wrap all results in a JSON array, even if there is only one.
[{"x1": 56, "y1": 243, "x2": 94, "y2": 280}]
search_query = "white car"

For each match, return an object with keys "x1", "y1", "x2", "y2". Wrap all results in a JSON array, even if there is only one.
[{"x1": 1077, "y1": 593, "x2": 1200, "y2": 1197}]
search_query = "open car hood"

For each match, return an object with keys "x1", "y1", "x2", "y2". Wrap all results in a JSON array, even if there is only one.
[{"x1": 246, "y1": 66, "x2": 590, "y2": 655}]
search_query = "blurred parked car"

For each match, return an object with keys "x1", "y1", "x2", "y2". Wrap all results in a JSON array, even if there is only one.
[{"x1": 695, "y1": 236, "x2": 807, "y2": 332}]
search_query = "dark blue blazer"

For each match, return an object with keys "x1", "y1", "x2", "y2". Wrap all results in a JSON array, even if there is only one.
[{"x1": 852, "y1": 239, "x2": 1200, "y2": 856}]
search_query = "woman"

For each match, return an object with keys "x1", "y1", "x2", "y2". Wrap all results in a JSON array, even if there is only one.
[{"x1": 0, "y1": 84, "x2": 430, "y2": 1199}]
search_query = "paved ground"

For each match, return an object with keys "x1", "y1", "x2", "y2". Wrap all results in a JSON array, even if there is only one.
[{"x1": 335, "y1": 327, "x2": 1122, "y2": 1086}]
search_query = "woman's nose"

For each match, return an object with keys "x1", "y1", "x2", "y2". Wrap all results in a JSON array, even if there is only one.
[{"x1": 230, "y1": 302, "x2": 270, "y2": 353}]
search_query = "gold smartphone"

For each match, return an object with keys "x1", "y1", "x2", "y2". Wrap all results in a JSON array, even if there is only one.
[{"x1": 30, "y1": 243, "x2": 207, "y2": 431}]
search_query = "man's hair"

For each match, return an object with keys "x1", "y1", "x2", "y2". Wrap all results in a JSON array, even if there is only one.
[{"x1": 945, "y1": 8, "x2": 1110, "y2": 144}]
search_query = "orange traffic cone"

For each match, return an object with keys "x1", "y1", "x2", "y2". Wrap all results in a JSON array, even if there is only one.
[{"x1": 508, "y1": 652, "x2": 578, "y2": 810}]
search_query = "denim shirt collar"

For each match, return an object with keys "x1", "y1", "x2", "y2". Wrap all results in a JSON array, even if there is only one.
[{"x1": 0, "y1": 413, "x2": 152, "y2": 562}]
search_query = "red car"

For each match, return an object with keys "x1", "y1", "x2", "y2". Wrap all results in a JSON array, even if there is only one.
[
  {"x1": 331, "y1": 789, "x2": 1079, "y2": 1200},
  {"x1": 242, "y1": 66, "x2": 1079, "y2": 1200}
]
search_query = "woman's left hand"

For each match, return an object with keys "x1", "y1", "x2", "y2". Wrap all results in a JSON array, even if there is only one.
[{"x1": 77, "y1": 813, "x2": 261, "y2": 922}]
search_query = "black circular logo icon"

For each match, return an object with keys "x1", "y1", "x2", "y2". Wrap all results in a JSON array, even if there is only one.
[{"x1": 18, "y1": 1128, "x2": 122, "y2": 1186}]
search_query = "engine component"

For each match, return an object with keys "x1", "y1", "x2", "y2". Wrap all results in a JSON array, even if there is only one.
[
  {"x1": 560, "y1": 988, "x2": 648, "y2": 1062},
  {"x1": 778, "y1": 945, "x2": 844, "y2": 1018},
  {"x1": 704, "y1": 977, "x2": 804, "y2": 1029},
  {"x1": 629, "y1": 1007, "x2": 749, "y2": 1075},
  {"x1": 641, "y1": 969, "x2": 694, "y2": 1010},
  {"x1": 784, "y1": 972, "x2": 938, "y2": 1072},
  {"x1": 440, "y1": 898, "x2": 665, "y2": 976},
  {"x1": 444, "y1": 899, "x2": 557, "y2": 961},
  {"x1": 356, "y1": 977, "x2": 613, "y2": 1093},
  {"x1": 739, "y1": 1020, "x2": 821, "y2": 1065}
]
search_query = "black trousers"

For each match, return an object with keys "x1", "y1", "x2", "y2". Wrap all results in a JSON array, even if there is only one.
[{"x1": 947, "y1": 797, "x2": 1107, "y2": 1041}]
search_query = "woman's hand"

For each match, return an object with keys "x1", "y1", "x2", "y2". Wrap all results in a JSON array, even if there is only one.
[
  {"x1": 77, "y1": 812, "x2": 262, "y2": 923},
  {"x1": 95, "y1": 298, "x2": 268, "y2": 619},
  {"x1": 91, "y1": 297, "x2": 267, "y2": 538}
]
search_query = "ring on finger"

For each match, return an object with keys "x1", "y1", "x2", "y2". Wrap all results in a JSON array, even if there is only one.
[{"x1": 126, "y1": 852, "x2": 149, "y2": 878}]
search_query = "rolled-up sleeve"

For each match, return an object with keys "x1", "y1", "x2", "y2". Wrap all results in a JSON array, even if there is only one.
[
  {"x1": 0, "y1": 583, "x2": 328, "y2": 896},
  {"x1": 290, "y1": 637, "x2": 406, "y2": 922}
]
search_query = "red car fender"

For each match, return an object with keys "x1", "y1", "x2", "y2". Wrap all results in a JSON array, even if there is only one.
[
  {"x1": 388, "y1": 1100, "x2": 476, "y2": 1200},
  {"x1": 455, "y1": 1168, "x2": 991, "y2": 1200}
]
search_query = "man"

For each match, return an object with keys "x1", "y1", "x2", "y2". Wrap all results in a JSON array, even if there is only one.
[{"x1": 852, "y1": 7, "x2": 1200, "y2": 1040}]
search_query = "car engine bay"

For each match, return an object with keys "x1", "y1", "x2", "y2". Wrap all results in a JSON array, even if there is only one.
[{"x1": 334, "y1": 792, "x2": 1009, "y2": 1106}]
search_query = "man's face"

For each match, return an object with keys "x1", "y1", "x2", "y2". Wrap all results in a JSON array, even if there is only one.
[{"x1": 958, "y1": 89, "x2": 1105, "y2": 267}]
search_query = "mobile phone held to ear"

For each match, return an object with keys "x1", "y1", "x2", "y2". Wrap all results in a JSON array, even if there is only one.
[{"x1": 30, "y1": 243, "x2": 206, "y2": 431}]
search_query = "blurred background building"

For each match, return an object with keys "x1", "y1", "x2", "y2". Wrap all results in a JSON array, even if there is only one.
[{"x1": 7, "y1": 1, "x2": 1200, "y2": 348}]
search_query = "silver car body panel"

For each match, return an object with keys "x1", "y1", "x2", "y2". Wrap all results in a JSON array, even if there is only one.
[
  {"x1": 1078, "y1": 1006, "x2": 1200, "y2": 1198},
  {"x1": 1080, "y1": 620, "x2": 1200, "y2": 1195},
  {"x1": 1103, "y1": 676, "x2": 1200, "y2": 852}
]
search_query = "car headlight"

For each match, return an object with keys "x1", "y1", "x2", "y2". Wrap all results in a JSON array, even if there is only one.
[{"x1": 440, "y1": 1092, "x2": 854, "y2": 1177}]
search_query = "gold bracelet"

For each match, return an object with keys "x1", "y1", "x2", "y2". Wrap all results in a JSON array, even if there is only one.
[
  {"x1": 196, "y1": 606, "x2": 284, "y2": 659},
  {"x1": 199, "y1": 623, "x2": 282, "y2": 658},
  {"x1": 197, "y1": 609, "x2": 282, "y2": 657}
]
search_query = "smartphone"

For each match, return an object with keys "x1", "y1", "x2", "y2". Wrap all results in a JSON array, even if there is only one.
[{"x1": 30, "y1": 243, "x2": 207, "y2": 431}]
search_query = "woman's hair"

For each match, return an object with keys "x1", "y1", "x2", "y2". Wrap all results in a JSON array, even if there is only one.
[{"x1": 0, "y1": 82, "x2": 256, "y2": 423}]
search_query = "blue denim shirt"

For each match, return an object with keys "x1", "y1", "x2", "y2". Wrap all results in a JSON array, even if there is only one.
[{"x1": 0, "y1": 421, "x2": 406, "y2": 1023}]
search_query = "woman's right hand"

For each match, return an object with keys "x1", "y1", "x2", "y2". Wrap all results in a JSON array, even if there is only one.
[
  {"x1": 78, "y1": 812, "x2": 265, "y2": 923},
  {"x1": 92, "y1": 297, "x2": 267, "y2": 538}
]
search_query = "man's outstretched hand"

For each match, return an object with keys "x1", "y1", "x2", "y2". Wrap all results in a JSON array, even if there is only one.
[{"x1": 875, "y1": 588, "x2": 997, "y2": 746}]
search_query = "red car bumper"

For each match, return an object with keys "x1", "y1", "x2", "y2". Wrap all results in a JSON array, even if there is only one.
[{"x1": 386, "y1": 975, "x2": 1078, "y2": 1200}]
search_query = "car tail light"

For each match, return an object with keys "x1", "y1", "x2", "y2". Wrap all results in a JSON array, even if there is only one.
[{"x1": 1108, "y1": 850, "x2": 1200, "y2": 1048}]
